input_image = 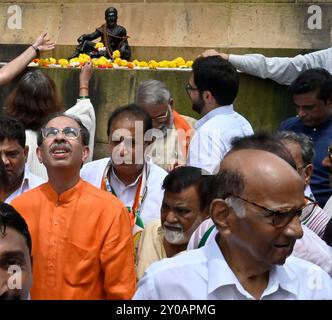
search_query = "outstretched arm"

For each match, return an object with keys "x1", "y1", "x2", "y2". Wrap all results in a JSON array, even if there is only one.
[
  {"x1": 202, "y1": 48, "x2": 332, "y2": 85},
  {"x1": 79, "y1": 60, "x2": 93, "y2": 97},
  {"x1": 77, "y1": 30, "x2": 101, "y2": 43},
  {"x1": 0, "y1": 33, "x2": 55, "y2": 86}
]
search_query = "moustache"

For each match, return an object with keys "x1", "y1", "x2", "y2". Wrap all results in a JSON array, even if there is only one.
[
  {"x1": 163, "y1": 222, "x2": 183, "y2": 229},
  {"x1": 49, "y1": 142, "x2": 72, "y2": 153}
]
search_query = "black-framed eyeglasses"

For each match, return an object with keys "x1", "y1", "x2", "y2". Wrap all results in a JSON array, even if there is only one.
[
  {"x1": 227, "y1": 194, "x2": 315, "y2": 228},
  {"x1": 328, "y1": 146, "x2": 332, "y2": 165},
  {"x1": 41, "y1": 127, "x2": 81, "y2": 140},
  {"x1": 185, "y1": 83, "x2": 199, "y2": 95}
]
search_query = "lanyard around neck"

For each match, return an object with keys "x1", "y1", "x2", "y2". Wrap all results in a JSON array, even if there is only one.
[{"x1": 102, "y1": 163, "x2": 145, "y2": 228}]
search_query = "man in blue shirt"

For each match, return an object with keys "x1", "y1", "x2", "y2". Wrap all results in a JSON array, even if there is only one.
[{"x1": 278, "y1": 68, "x2": 332, "y2": 207}]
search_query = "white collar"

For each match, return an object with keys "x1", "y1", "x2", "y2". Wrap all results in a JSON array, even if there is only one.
[
  {"x1": 8, "y1": 165, "x2": 32, "y2": 196},
  {"x1": 110, "y1": 167, "x2": 142, "y2": 189},
  {"x1": 196, "y1": 105, "x2": 234, "y2": 129},
  {"x1": 203, "y1": 236, "x2": 299, "y2": 298}
]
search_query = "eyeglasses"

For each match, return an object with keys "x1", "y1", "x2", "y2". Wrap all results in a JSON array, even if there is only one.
[
  {"x1": 328, "y1": 147, "x2": 332, "y2": 165},
  {"x1": 152, "y1": 106, "x2": 169, "y2": 121},
  {"x1": 185, "y1": 83, "x2": 199, "y2": 95},
  {"x1": 41, "y1": 127, "x2": 81, "y2": 140},
  {"x1": 296, "y1": 164, "x2": 310, "y2": 175},
  {"x1": 228, "y1": 194, "x2": 315, "y2": 228},
  {"x1": 301, "y1": 196, "x2": 318, "y2": 221}
]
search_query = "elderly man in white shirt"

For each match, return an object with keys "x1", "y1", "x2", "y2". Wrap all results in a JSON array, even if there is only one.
[
  {"x1": 134, "y1": 150, "x2": 332, "y2": 300},
  {"x1": 202, "y1": 48, "x2": 332, "y2": 86},
  {"x1": 188, "y1": 218, "x2": 332, "y2": 277},
  {"x1": 0, "y1": 116, "x2": 45, "y2": 203},
  {"x1": 188, "y1": 133, "x2": 332, "y2": 275},
  {"x1": 186, "y1": 56, "x2": 253, "y2": 174},
  {"x1": 81, "y1": 104, "x2": 167, "y2": 229},
  {"x1": 135, "y1": 79, "x2": 197, "y2": 172}
]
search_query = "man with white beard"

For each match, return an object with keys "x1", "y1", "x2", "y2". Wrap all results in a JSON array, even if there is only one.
[{"x1": 135, "y1": 166, "x2": 210, "y2": 280}]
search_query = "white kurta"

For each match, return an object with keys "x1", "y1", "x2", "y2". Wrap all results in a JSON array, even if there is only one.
[
  {"x1": 80, "y1": 158, "x2": 167, "y2": 225},
  {"x1": 187, "y1": 105, "x2": 253, "y2": 174},
  {"x1": 134, "y1": 236, "x2": 332, "y2": 300}
]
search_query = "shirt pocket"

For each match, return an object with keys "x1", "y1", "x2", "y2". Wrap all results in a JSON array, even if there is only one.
[{"x1": 63, "y1": 242, "x2": 98, "y2": 286}]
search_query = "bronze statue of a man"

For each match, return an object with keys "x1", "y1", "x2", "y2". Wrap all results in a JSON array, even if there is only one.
[{"x1": 69, "y1": 7, "x2": 131, "y2": 60}]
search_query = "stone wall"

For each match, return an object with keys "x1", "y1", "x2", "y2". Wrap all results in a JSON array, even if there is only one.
[{"x1": 1, "y1": 1, "x2": 332, "y2": 53}]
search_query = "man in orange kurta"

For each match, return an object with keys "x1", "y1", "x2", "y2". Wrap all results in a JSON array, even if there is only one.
[{"x1": 11, "y1": 114, "x2": 136, "y2": 300}]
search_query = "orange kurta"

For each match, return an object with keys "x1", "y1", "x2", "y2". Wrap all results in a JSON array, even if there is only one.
[{"x1": 11, "y1": 179, "x2": 136, "y2": 300}]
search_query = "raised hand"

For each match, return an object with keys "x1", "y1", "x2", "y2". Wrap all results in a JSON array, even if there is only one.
[
  {"x1": 32, "y1": 33, "x2": 55, "y2": 52},
  {"x1": 201, "y1": 49, "x2": 229, "y2": 60}
]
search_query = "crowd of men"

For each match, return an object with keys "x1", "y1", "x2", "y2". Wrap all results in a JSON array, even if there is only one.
[{"x1": 1, "y1": 34, "x2": 332, "y2": 300}]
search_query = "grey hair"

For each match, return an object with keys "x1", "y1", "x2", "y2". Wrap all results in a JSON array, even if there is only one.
[
  {"x1": 224, "y1": 197, "x2": 246, "y2": 218},
  {"x1": 276, "y1": 131, "x2": 315, "y2": 166},
  {"x1": 135, "y1": 80, "x2": 171, "y2": 107}
]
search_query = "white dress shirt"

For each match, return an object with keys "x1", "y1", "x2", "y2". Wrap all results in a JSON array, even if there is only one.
[
  {"x1": 187, "y1": 218, "x2": 332, "y2": 277},
  {"x1": 229, "y1": 49, "x2": 332, "y2": 85},
  {"x1": 134, "y1": 236, "x2": 332, "y2": 300},
  {"x1": 187, "y1": 105, "x2": 253, "y2": 173},
  {"x1": 109, "y1": 168, "x2": 141, "y2": 207},
  {"x1": 80, "y1": 158, "x2": 167, "y2": 225},
  {"x1": 5, "y1": 165, "x2": 45, "y2": 204}
]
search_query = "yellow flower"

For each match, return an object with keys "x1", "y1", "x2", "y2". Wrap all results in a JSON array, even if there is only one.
[
  {"x1": 113, "y1": 58, "x2": 122, "y2": 66},
  {"x1": 52, "y1": 54, "x2": 194, "y2": 69},
  {"x1": 95, "y1": 42, "x2": 104, "y2": 49},
  {"x1": 113, "y1": 50, "x2": 121, "y2": 59},
  {"x1": 174, "y1": 57, "x2": 186, "y2": 67},
  {"x1": 158, "y1": 60, "x2": 169, "y2": 68},
  {"x1": 58, "y1": 59, "x2": 69, "y2": 67},
  {"x1": 94, "y1": 56, "x2": 110, "y2": 67},
  {"x1": 139, "y1": 61, "x2": 148, "y2": 68},
  {"x1": 91, "y1": 59, "x2": 99, "y2": 67},
  {"x1": 186, "y1": 60, "x2": 193, "y2": 68},
  {"x1": 69, "y1": 57, "x2": 79, "y2": 63},
  {"x1": 148, "y1": 61, "x2": 158, "y2": 69},
  {"x1": 48, "y1": 58, "x2": 56, "y2": 65},
  {"x1": 37, "y1": 59, "x2": 47, "y2": 67},
  {"x1": 78, "y1": 54, "x2": 91, "y2": 64},
  {"x1": 120, "y1": 59, "x2": 128, "y2": 67},
  {"x1": 168, "y1": 61, "x2": 177, "y2": 68}
]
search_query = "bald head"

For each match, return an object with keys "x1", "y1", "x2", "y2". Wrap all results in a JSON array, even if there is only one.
[
  {"x1": 220, "y1": 149, "x2": 305, "y2": 205},
  {"x1": 211, "y1": 149, "x2": 305, "y2": 273}
]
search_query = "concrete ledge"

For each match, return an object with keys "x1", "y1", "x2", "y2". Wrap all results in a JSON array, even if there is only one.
[{"x1": 0, "y1": 43, "x2": 316, "y2": 62}]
